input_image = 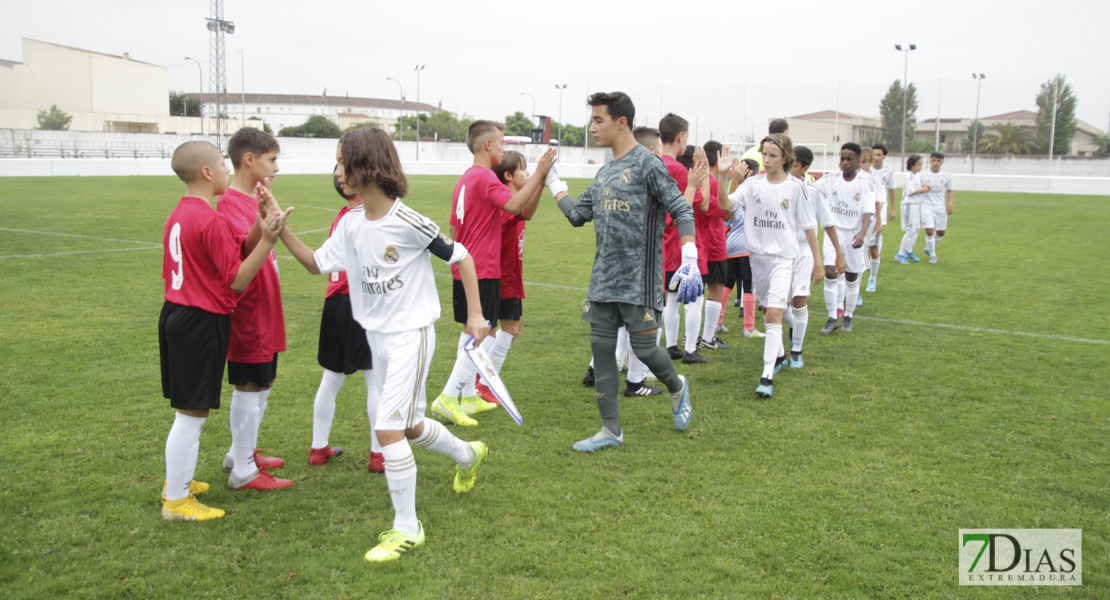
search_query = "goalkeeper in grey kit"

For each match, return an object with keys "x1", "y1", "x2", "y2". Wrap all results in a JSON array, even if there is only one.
[{"x1": 546, "y1": 91, "x2": 700, "y2": 453}]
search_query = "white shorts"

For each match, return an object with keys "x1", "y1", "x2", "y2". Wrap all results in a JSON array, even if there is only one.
[
  {"x1": 365, "y1": 325, "x2": 436, "y2": 431},
  {"x1": 921, "y1": 203, "x2": 948, "y2": 231},
  {"x1": 901, "y1": 202, "x2": 921, "y2": 231},
  {"x1": 751, "y1": 254, "x2": 794, "y2": 310},
  {"x1": 791, "y1": 251, "x2": 814, "y2": 298},
  {"x1": 823, "y1": 227, "x2": 867, "y2": 274}
]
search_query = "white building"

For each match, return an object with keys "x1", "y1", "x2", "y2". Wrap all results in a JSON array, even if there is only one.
[{"x1": 196, "y1": 93, "x2": 448, "y2": 136}]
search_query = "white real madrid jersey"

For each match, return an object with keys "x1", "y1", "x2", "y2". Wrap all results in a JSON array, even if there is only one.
[
  {"x1": 727, "y1": 173, "x2": 817, "y2": 260},
  {"x1": 917, "y1": 169, "x2": 953, "y2": 209},
  {"x1": 812, "y1": 170, "x2": 875, "y2": 231},
  {"x1": 313, "y1": 200, "x2": 443, "y2": 334}
]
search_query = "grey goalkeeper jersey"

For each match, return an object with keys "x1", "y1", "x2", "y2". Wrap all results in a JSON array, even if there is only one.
[{"x1": 558, "y1": 144, "x2": 696, "y2": 312}]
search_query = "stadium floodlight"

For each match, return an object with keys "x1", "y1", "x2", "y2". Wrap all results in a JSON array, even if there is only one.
[
  {"x1": 972, "y1": 73, "x2": 986, "y2": 174},
  {"x1": 521, "y1": 92, "x2": 535, "y2": 117},
  {"x1": 414, "y1": 65, "x2": 425, "y2": 160},
  {"x1": 894, "y1": 43, "x2": 917, "y2": 165},
  {"x1": 555, "y1": 84, "x2": 567, "y2": 144},
  {"x1": 184, "y1": 56, "x2": 205, "y2": 136}
]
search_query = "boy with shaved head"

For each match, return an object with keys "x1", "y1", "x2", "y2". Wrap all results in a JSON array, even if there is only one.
[{"x1": 159, "y1": 141, "x2": 288, "y2": 520}]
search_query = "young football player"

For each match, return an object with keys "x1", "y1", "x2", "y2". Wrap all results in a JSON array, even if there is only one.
[
  {"x1": 721, "y1": 158, "x2": 762, "y2": 338},
  {"x1": 865, "y1": 145, "x2": 896, "y2": 292},
  {"x1": 217, "y1": 128, "x2": 292, "y2": 491},
  {"x1": 697, "y1": 141, "x2": 732, "y2": 351},
  {"x1": 784, "y1": 146, "x2": 845, "y2": 368},
  {"x1": 159, "y1": 141, "x2": 288, "y2": 521},
  {"x1": 917, "y1": 152, "x2": 955, "y2": 263},
  {"x1": 548, "y1": 92, "x2": 698, "y2": 452},
  {"x1": 278, "y1": 127, "x2": 491, "y2": 562},
  {"x1": 308, "y1": 175, "x2": 383, "y2": 472},
  {"x1": 658, "y1": 113, "x2": 710, "y2": 364},
  {"x1": 633, "y1": 126, "x2": 663, "y2": 156},
  {"x1": 432, "y1": 121, "x2": 555, "y2": 426},
  {"x1": 814, "y1": 143, "x2": 875, "y2": 334},
  {"x1": 725, "y1": 134, "x2": 823, "y2": 398},
  {"x1": 896, "y1": 155, "x2": 927, "y2": 264}
]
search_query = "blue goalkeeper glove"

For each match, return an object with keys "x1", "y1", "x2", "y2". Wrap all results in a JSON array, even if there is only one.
[{"x1": 667, "y1": 242, "x2": 703, "y2": 304}]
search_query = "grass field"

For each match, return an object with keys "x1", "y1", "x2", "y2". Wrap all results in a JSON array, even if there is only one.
[{"x1": 1, "y1": 173, "x2": 1108, "y2": 599}]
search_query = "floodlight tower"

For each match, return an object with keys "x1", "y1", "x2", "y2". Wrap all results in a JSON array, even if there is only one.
[
  {"x1": 894, "y1": 43, "x2": 917, "y2": 164},
  {"x1": 972, "y1": 73, "x2": 985, "y2": 174},
  {"x1": 206, "y1": 0, "x2": 235, "y2": 151}
]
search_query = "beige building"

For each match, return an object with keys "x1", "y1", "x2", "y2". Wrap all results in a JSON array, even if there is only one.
[
  {"x1": 0, "y1": 38, "x2": 211, "y2": 134},
  {"x1": 198, "y1": 93, "x2": 447, "y2": 136},
  {"x1": 918, "y1": 110, "x2": 1105, "y2": 156},
  {"x1": 786, "y1": 111, "x2": 882, "y2": 151}
]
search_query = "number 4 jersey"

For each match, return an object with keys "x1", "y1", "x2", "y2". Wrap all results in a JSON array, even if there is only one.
[{"x1": 162, "y1": 196, "x2": 245, "y2": 315}]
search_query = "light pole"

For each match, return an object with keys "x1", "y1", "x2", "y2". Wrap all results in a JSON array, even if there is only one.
[
  {"x1": 894, "y1": 43, "x2": 917, "y2": 164},
  {"x1": 972, "y1": 73, "x2": 985, "y2": 174},
  {"x1": 1048, "y1": 76, "x2": 1060, "y2": 173},
  {"x1": 184, "y1": 56, "x2": 204, "y2": 136},
  {"x1": 521, "y1": 92, "x2": 536, "y2": 141},
  {"x1": 689, "y1": 111, "x2": 699, "y2": 145},
  {"x1": 555, "y1": 83, "x2": 567, "y2": 144},
  {"x1": 414, "y1": 65, "x2": 425, "y2": 160},
  {"x1": 233, "y1": 50, "x2": 244, "y2": 129},
  {"x1": 387, "y1": 77, "x2": 404, "y2": 141}
]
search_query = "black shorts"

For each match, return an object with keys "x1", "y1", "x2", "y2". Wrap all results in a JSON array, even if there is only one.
[
  {"x1": 703, "y1": 260, "x2": 728, "y2": 284},
  {"x1": 453, "y1": 278, "x2": 500, "y2": 327},
  {"x1": 159, "y1": 301, "x2": 230, "y2": 410},
  {"x1": 664, "y1": 270, "x2": 677, "y2": 293},
  {"x1": 725, "y1": 256, "x2": 753, "y2": 290},
  {"x1": 228, "y1": 354, "x2": 279, "y2": 387},
  {"x1": 318, "y1": 294, "x2": 373, "y2": 375},
  {"x1": 498, "y1": 297, "x2": 523, "y2": 322}
]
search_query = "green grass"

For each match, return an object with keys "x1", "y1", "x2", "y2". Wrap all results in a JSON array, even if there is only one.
[{"x1": 1, "y1": 174, "x2": 1107, "y2": 599}]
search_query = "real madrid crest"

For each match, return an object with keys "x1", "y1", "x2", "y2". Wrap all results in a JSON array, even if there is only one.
[
  {"x1": 853, "y1": 192, "x2": 861, "y2": 202},
  {"x1": 384, "y1": 246, "x2": 399, "y2": 264},
  {"x1": 620, "y1": 169, "x2": 632, "y2": 184},
  {"x1": 781, "y1": 198, "x2": 789, "y2": 210}
]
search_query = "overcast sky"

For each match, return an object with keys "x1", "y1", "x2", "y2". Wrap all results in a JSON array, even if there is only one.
[{"x1": 4, "y1": 0, "x2": 1108, "y2": 143}]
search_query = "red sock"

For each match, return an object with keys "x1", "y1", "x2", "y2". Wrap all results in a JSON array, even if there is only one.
[
  {"x1": 743, "y1": 293, "x2": 756, "y2": 331},
  {"x1": 719, "y1": 288, "x2": 731, "y2": 326}
]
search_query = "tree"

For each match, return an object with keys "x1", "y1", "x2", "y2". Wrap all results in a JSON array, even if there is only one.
[
  {"x1": 278, "y1": 115, "x2": 340, "y2": 138},
  {"x1": 878, "y1": 79, "x2": 918, "y2": 153},
  {"x1": 1034, "y1": 74, "x2": 1078, "y2": 156},
  {"x1": 169, "y1": 91, "x2": 201, "y2": 117},
  {"x1": 961, "y1": 120, "x2": 988, "y2": 154},
  {"x1": 36, "y1": 104, "x2": 72, "y2": 130},
  {"x1": 504, "y1": 111, "x2": 533, "y2": 137},
  {"x1": 981, "y1": 122, "x2": 1035, "y2": 155},
  {"x1": 1093, "y1": 133, "x2": 1110, "y2": 158},
  {"x1": 247, "y1": 116, "x2": 272, "y2": 135},
  {"x1": 548, "y1": 119, "x2": 595, "y2": 147}
]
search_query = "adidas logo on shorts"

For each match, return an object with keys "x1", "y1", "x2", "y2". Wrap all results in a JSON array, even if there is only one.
[{"x1": 643, "y1": 312, "x2": 653, "y2": 322}]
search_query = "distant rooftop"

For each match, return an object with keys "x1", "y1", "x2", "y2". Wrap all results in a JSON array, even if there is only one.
[
  {"x1": 191, "y1": 93, "x2": 449, "y2": 115},
  {"x1": 0, "y1": 58, "x2": 22, "y2": 68}
]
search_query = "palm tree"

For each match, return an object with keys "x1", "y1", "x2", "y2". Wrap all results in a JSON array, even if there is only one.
[{"x1": 981, "y1": 122, "x2": 1035, "y2": 155}]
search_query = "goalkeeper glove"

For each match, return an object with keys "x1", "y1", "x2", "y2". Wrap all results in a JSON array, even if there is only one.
[{"x1": 545, "y1": 166, "x2": 568, "y2": 197}]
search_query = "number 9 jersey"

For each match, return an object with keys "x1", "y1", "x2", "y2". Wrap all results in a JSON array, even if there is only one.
[{"x1": 162, "y1": 196, "x2": 244, "y2": 315}]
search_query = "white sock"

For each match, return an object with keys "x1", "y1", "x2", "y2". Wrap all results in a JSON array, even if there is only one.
[
  {"x1": 588, "y1": 356, "x2": 594, "y2": 368},
  {"x1": 702, "y1": 300, "x2": 722, "y2": 342},
  {"x1": 165, "y1": 412, "x2": 206, "y2": 501},
  {"x1": 183, "y1": 437, "x2": 200, "y2": 485},
  {"x1": 844, "y1": 278, "x2": 862, "y2": 318},
  {"x1": 312, "y1": 369, "x2": 346, "y2": 449},
  {"x1": 824, "y1": 277, "x2": 839, "y2": 318},
  {"x1": 229, "y1": 390, "x2": 261, "y2": 478},
  {"x1": 364, "y1": 369, "x2": 382, "y2": 453},
  {"x1": 616, "y1": 326, "x2": 629, "y2": 366},
  {"x1": 489, "y1": 330, "x2": 515, "y2": 372},
  {"x1": 837, "y1": 275, "x2": 846, "y2": 310},
  {"x1": 441, "y1": 332, "x2": 478, "y2": 398},
  {"x1": 258, "y1": 387, "x2": 271, "y2": 423},
  {"x1": 899, "y1": 231, "x2": 912, "y2": 255},
  {"x1": 411, "y1": 419, "x2": 475, "y2": 466},
  {"x1": 381, "y1": 440, "x2": 419, "y2": 535},
  {"x1": 935, "y1": 233, "x2": 944, "y2": 245},
  {"x1": 926, "y1": 234, "x2": 937, "y2": 257},
  {"x1": 791, "y1": 305, "x2": 809, "y2": 352},
  {"x1": 782, "y1": 307, "x2": 794, "y2": 328},
  {"x1": 870, "y1": 257, "x2": 880, "y2": 279},
  {"x1": 684, "y1": 294, "x2": 704, "y2": 353},
  {"x1": 663, "y1": 292, "x2": 680, "y2": 347},
  {"x1": 762, "y1": 324, "x2": 783, "y2": 379}
]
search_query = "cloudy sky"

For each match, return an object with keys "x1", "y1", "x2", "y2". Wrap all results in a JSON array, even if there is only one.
[{"x1": 4, "y1": 0, "x2": 1107, "y2": 143}]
